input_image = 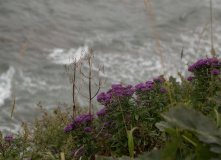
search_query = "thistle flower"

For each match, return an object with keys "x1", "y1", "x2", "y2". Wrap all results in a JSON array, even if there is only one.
[
  {"x1": 96, "y1": 107, "x2": 107, "y2": 116},
  {"x1": 4, "y1": 136, "x2": 15, "y2": 141},
  {"x1": 105, "y1": 133, "x2": 112, "y2": 138},
  {"x1": 125, "y1": 115, "x2": 131, "y2": 121},
  {"x1": 84, "y1": 127, "x2": 92, "y2": 132},
  {"x1": 71, "y1": 146, "x2": 85, "y2": 156},
  {"x1": 159, "y1": 88, "x2": 167, "y2": 92},
  {"x1": 153, "y1": 78, "x2": 162, "y2": 83},
  {"x1": 187, "y1": 76, "x2": 193, "y2": 81},
  {"x1": 103, "y1": 121, "x2": 111, "y2": 127},
  {"x1": 212, "y1": 69, "x2": 220, "y2": 75},
  {"x1": 135, "y1": 99, "x2": 142, "y2": 103},
  {"x1": 111, "y1": 121, "x2": 116, "y2": 127}
]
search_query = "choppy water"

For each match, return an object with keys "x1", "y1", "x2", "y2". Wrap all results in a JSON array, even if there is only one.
[{"x1": 0, "y1": 0, "x2": 221, "y2": 134}]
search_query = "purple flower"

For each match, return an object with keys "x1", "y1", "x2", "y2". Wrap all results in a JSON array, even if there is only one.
[
  {"x1": 71, "y1": 146, "x2": 85, "y2": 156},
  {"x1": 85, "y1": 116, "x2": 95, "y2": 122},
  {"x1": 187, "y1": 76, "x2": 193, "y2": 81},
  {"x1": 97, "y1": 92, "x2": 106, "y2": 102},
  {"x1": 188, "y1": 58, "x2": 221, "y2": 72},
  {"x1": 159, "y1": 88, "x2": 167, "y2": 92},
  {"x1": 111, "y1": 121, "x2": 116, "y2": 127},
  {"x1": 4, "y1": 144, "x2": 9, "y2": 147},
  {"x1": 64, "y1": 125, "x2": 72, "y2": 133},
  {"x1": 125, "y1": 115, "x2": 131, "y2": 121},
  {"x1": 145, "y1": 103, "x2": 150, "y2": 106},
  {"x1": 4, "y1": 136, "x2": 15, "y2": 141},
  {"x1": 105, "y1": 133, "x2": 112, "y2": 138},
  {"x1": 103, "y1": 121, "x2": 111, "y2": 127},
  {"x1": 135, "y1": 99, "x2": 142, "y2": 103},
  {"x1": 64, "y1": 113, "x2": 94, "y2": 132},
  {"x1": 84, "y1": 127, "x2": 92, "y2": 132},
  {"x1": 74, "y1": 117, "x2": 84, "y2": 122},
  {"x1": 146, "y1": 81, "x2": 154, "y2": 84},
  {"x1": 126, "y1": 85, "x2": 132, "y2": 89},
  {"x1": 153, "y1": 78, "x2": 162, "y2": 83},
  {"x1": 96, "y1": 108, "x2": 107, "y2": 116},
  {"x1": 212, "y1": 69, "x2": 220, "y2": 75},
  {"x1": 135, "y1": 83, "x2": 145, "y2": 89}
]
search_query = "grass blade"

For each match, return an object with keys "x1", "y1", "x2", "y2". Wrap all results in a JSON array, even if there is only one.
[{"x1": 128, "y1": 127, "x2": 138, "y2": 158}]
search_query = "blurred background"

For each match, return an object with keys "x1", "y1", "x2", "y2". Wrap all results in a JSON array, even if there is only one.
[{"x1": 0, "y1": 0, "x2": 221, "y2": 133}]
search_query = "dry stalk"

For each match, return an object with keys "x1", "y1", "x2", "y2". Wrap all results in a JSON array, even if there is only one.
[
  {"x1": 144, "y1": 0, "x2": 174, "y2": 107},
  {"x1": 10, "y1": 40, "x2": 28, "y2": 135},
  {"x1": 66, "y1": 49, "x2": 107, "y2": 153}
]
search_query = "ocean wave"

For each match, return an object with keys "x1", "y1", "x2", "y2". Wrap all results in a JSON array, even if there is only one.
[
  {"x1": 47, "y1": 45, "x2": 89, "y2": 65},
  {"x1": 0, "y1": 66, "x2": 15, "y2": 106}
]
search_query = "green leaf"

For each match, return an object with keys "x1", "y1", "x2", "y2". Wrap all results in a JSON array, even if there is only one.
[
  {"x1": 162, "y1": 136, "x2": 182, "y2": 160},
  {"x1": 164, "y1": 128, "x2": 177, "y2": 137},
  {"x1": 214, "y1": 108, "x2": 221, "y2": 129},
  {"x1": 46, "y1": 152, "x2": 56, "y2": 160},
  {"x1": 135, "y1": 150, "x2": 162, "y2": 160},
  {"x1": 128, "y1": 127, "x2": 138, "y2": 158},
  {"x1": 135, "y1": 114, "x2": 139, "y2": 121},
  {"x1": 196, "y1": 145, "x2": 219, "y2": 160},
  {"x1": 162, "y1": 107, "x2": 221, "y2": 154},
  {"x1": 155, "y1": 121, "x2": 174, "y2": 131}
]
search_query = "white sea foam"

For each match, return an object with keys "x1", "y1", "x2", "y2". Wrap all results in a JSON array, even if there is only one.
[
  {"x1": 48, "y1": 45, "x2": 89, "y2": 65},
  {"x1": 0, "y1": 66, "x2": 15, "y2": 106}
]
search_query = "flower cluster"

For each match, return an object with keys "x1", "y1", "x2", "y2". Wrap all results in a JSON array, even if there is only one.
[
  {"x1": 135, "y1": 99, "x2": 142, "y2": 103},
  {"x1": 96, "y1": 107, "x2": 107, "y2": 116},
  {"x1": 187, "y1": 76, "x2": 193, "y2": 81},
  {"x1": 4, "y1": 136, "x2": 15, "y2": 141},
  {"x1": 105, "y1": 133, "x2": 112, "y2": 138},
  {"x1": 84, "y1": 127, "x2": 92, "y2": 132},
  {"x1": 64, "y1": 113, "x2": 94, "y2": 133},
  {"x1": 212, "y1": 69, "x2": 220, "y2": 75},
  {"x1": 97, "y1": 84, "x2": 135, "y2": 106},
  {"x1": 188, "y1": 58, "x2": 221, "y2": 72},
  {"x1": 103, "y1": 121, "x2": 111, "y2": 127},
  {"x1": 159, "y1": 88, "x2": 167, "y2": 92},
  {"x1": 135, "y1": 82, "x2": 154, "y2": 92},
  {"x1": 153, "y1": 78, "x2": 162, "y2": 83},
  {"x1": 125, "y1": 115, "x2": 131, "y2": 121}
]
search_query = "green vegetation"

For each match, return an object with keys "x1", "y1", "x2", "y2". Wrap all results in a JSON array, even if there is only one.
[
  {"x1": 1, "y1": 54, "x2": 221, "y2": 160},
  {"x1": 1, "y1": 0, "x2": 219, "y2": 159}
]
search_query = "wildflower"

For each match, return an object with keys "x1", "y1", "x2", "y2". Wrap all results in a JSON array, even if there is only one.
[
  {"x1": 111, "y1": 121, "x2": 116, "y2": 127},
  {"x1": 188, "y1": 58, "x2": 221, "y2": 72},
  {"x1": 96, "y1": 108, "x2": 107, "y2": 116},
  {"x1": 64, "y1": 125, "x2": 72, "y2": 133},
  {"x1": 97, "y1": 92, "x2": 106, "y2": 102},
  {"x1": 187, "y1": 76, "x2": 193, "y2": 81},
  {"x1": 146, "y1": 81, "x2": 154, "y2": 84},
  {"x1": 153, "y1": 78, "x2": 162, "y2": 83},
  {"x1": 71, "y1": 146, "x2": 85, "y2": 156},
  {"x1": 159, "y1": 88, "x2": 167, "y2": 92},
  {"x1": 125, "y1": 115, "x2": 131, "y2": 121},
  {"x1": 85, "y1": 115, "x2": 95, "y2": 122},
  {"x1": 64, "y1": 113, "x2": 94, "y2": 132},
  {"x1": 84, "y1": 127, "x2": 92, "y2": 132},
  {"x1": 103, "y1": 121, "x2": 111, "y2": 127},
  {"x1": 212, "y1": 69, "x2": 220, "y2": 75},
  {"x1": 135, "y1": 99, "x2": 142, "y2": 103},
  {"x1": 105, "y1": 133, "x2": 112, "y2": 138},
  {"x1": 145, "y1": 102, "x2": 150, "y2": 106},
  {"x1": 4, "y1": 136, "x2": 15, "y2": 141}
]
